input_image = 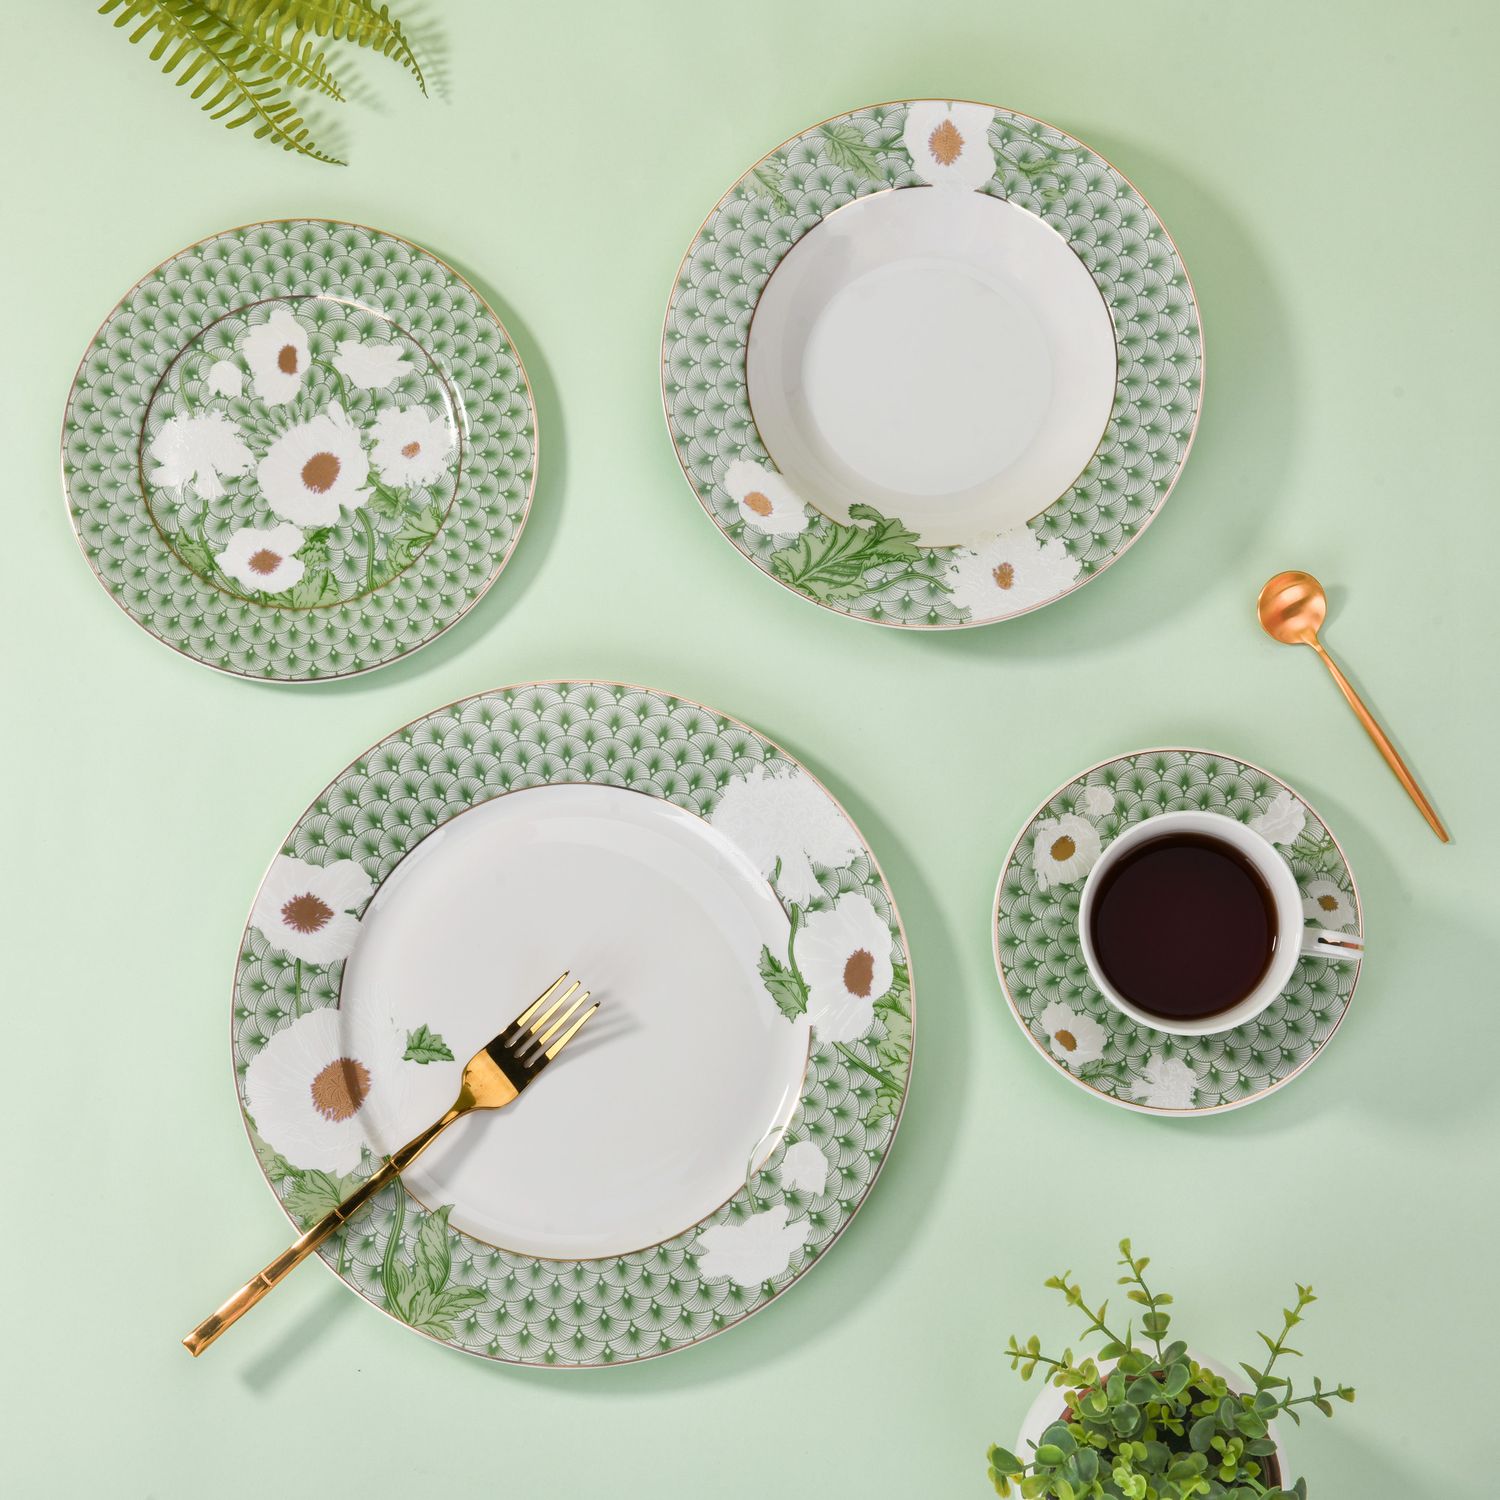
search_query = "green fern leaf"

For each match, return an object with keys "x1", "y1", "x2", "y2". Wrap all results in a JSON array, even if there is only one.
[
  {"x1": 202, "y1": 1, "x2": 345, "y2": 100},
  {"x1": 222, "y1": 0, "x2": 425, "y2": 93},
  {"x1": 99, "y1": 0, "x2": 346, "y2": 162}
]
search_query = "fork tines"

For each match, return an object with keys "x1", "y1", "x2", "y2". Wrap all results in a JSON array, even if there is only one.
[{"x1": 489, "y1": 972, "x2": 597, "y2": 1077}]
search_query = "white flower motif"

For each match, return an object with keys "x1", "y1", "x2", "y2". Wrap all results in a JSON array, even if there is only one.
[
  {"x1": 332, "y1": 336, "x2": 413, "y2": 390},
  {"x1": 1248, "y1": 791, "x2": 1307, "y2": 847},
  {"x1": 252, "y1": 855, "x2": 376, "y2": 966},
  {"x1": 245, "y1": 1006, "x2": 403, "y2": 1173},
  {"x1": 779, "y1": 1140, "x2": 828, "y2": 1195},
  {"x1": 147, "y1": 411, "x2": 253, "y2": 501},
  {"x1": 795, "y1": 892, "x2": 894, "y2": 1042},
  {"x1": 369, "y1": 406, "x2": 456, "y2": 489},
  {"x1": 243, "y1": 307, "x2": 310, "y2": 406},
  {"x1": 1039, "y1": 1000, "x2": 1106, "y2": 1067},
  {"x1": 902, "y1": 100, "x2": 997, "y2": 189},
  {"x1": 205, "y1": 360, "x2": 243, "y2": 399},
  {"x1": 709, "y1": 765, "x2": 862, "y2": 905},
  {"x1": 257, "y1": 403, "x2": 370, "y2": 525},
  {"x1": 724, "y1": 458, "x2": 809, "y2": 538},
  {"x1": 1031, "y1": 813, "x2": 1103, "y2": 891},
  {"x1": 1302, "y1": 878, "x2": 1355, "y2": 929},
  {"x1": 697, "y1": 1204, "x2": 811, "y2": 1287},
  {"x1": 946, "y1": 526, "x2": 1080, "y2": 619},
  {"x1": 217, "y1": 523, "x2": 306, "y2": 595},
  {"x1": 1079, "y1": 785, "x2": 1115, "y2": 818},
  {"x1": 1131, "y1": 1053, "x2": 1200, "y2": 1110}
]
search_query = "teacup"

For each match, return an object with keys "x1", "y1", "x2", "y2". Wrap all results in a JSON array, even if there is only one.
[{"x1": 1077, "y1": 811, "x2": 1363, "y2": 1036}]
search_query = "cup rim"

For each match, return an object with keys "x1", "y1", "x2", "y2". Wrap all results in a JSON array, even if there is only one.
[{"x1": 1078, "y1": 810, "x2": 1302, "y2": 1036}]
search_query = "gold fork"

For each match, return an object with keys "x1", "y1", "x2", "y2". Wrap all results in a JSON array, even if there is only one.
[{"x1": 183, "y1": 973, "x2": 597, "y2": 1356}]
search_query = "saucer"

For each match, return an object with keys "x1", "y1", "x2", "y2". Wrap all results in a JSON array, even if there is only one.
[
  {"x1": 662, "y1": 100, "x2": 1202, "y2": 628},
  {"x1": 992, "y1": 749, "x2": 1363, "y2": 1114}
]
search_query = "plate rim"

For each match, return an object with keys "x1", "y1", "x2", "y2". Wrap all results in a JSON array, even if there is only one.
[
  {"x1": 60, "y1": 216, "x2": 539, "y2": 683},
  {"x1": 227, "y1": 678, "x2": 917, "y2": 1367},
  {"x1": 659, "y1": 97, "x2": 1206, "y2": 631},
  {"x1": 990, "y1": 745, "x2": 1362, "y2": 1117}
]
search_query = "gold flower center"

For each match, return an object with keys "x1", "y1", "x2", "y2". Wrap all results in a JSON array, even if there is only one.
[
  {"x1": 1054, "y1": 1028, "x2": 1078, "y2": 1052},
  {"x1": 309, "y1": 1057, "x2": 371, "y2": 1122},
  {"x1": 282, "y1": 892, "x2": 334, "y2": 933},
  {"x1": 743, "y1": 490, "x2": 774, "y2": 517},
  {"x1": 1318, "y1": 893, "x2": 1339, "y2": 911},
  {"x1": 277, "y1": 344, "x2": 300, "y2": 375},
  {"x1": 929, "y1": 119, "x2": 965, "y2": 166},
  {"x1": 992, "y1": 562, "x2": 1015, "y2": 589},
  {"x1": 1050, "y1": 835, "x2": 1076, "y2": 861},
  {"x1": 401, "y1": 440, "x2": 421, "y2": 458},
  {"x1": 301, "y1": 451, "x2": 341, "y2": 492},
  {"x1": 843, "y1": 948, "x2": 875, "y2": 998},
  {"x1": 247, "y1": 548, "x2": 282, "y2": 576}
]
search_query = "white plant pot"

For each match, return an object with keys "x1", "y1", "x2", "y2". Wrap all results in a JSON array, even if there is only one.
[{"x1": 1013, "y1": 1350, "x2": 1287, "y2": 1490}]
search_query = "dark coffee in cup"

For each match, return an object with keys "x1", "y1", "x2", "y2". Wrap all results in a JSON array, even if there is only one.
[{"x1": 1085, "y1": 832, "x2": 1278, "y2": 1022}]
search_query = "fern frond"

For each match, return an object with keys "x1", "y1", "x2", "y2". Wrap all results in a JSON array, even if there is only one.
[
  {"x1": 218, "y1": 0, "x2": 425, "y2": 94},
  {"x1": 99, "y1": 0, "x2": 345, "y2": 163},
  {"x1": 201, "y1": 0, "x2": 346, "y2": 101}
]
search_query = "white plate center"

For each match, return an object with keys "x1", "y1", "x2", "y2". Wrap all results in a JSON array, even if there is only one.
[
  {"x1": 747, "y1": 187, "x2": 1117, "y2": 545},
  {"x1": 339, "y1": 784, "x2": 806, "y2": 1260}
]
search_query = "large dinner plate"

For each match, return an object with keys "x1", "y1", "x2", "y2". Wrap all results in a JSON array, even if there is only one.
[
  {"x1": 63, "y1": 220, "x2": 536, "y2": 680},
  {"x1": 662, "y1": 100, "x2": 1202, "y2": 627},
  {"x1": 231, "y1": 683, "x2": 913, "y2": 1364}
]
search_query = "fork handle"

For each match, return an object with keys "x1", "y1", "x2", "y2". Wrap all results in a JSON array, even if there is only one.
[{"x1": 182, "y1": 1107, "x2": 462, "y2": 1356}]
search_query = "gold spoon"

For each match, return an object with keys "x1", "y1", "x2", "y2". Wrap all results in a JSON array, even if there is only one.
[{"x1": 1257, "y1": 570, "x2": 1448, "y2": 842}]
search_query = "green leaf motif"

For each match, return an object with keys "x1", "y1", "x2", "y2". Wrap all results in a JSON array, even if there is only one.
[
  {"x1": 248, "y1": 1123, "x2": 294, "y2": 1183},
  {"x1": 295, "y1": 525, "x2": 332, "y2": 568},
  {"x1": 284, "y1": 1164, "x2": 364, "y2": 1225},
  {"x1": 367, "y1": 481, "x2": 408, "y2": 521},
  {"x1": 376, "y1": 502, "x2": 444, "y2": 579},
  {"x1": 413, "y1": 1203, "x2": 454, "y2": 1290},
  {"x1": 819, "y1": 121, "x2": 886, "y2": 180},
  {"x1": 866, "y1": 962, "x2": 913, "y2": 1122},
  {"x1": 769, "y1": 504, "x2": 928, "y2": 603},
  {"x1": 758, "y1": 944, "x2": 807, "y2": 1020},
  {"x1": 171, "y1": 528, "x2": 219, "y2": 579},
  {"x1": 750, "y1": 158, "x2": 792, "y2": 216},
  {"x1": 384, "y1": 1201, "x2": 482, "y2": 1338},
  {"x1": 284, "y1": 566, "x2": 339, "y2": 608},
  {"x1": 403, "y1": 1023, "x2": 455, "y2": 1064}
]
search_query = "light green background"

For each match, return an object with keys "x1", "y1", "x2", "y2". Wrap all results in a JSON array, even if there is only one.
[{"x1": 4, "y1": 3, "x2": 1496, "y2": 1495}]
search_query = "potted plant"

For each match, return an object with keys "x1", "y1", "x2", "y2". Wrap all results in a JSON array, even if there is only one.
[{"x1": 988, "y1": 1241, "x2": 1354, "y2": 1499}]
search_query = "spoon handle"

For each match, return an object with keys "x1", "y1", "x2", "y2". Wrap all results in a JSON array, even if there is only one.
[{"x1": 1310, "y1": 640, "x2": 1449, "y2": 842}]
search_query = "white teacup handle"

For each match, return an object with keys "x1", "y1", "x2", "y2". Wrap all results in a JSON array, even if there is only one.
[{"x1": 1300, "y1": 927, "x2": 1364, "y2": 961}]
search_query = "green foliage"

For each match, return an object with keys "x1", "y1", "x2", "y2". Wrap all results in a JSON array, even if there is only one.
[
  {"x1": 991, "y1": 1242, "x2": 1353, "y2": 1500},
  {"x1": 768, "y1": 503, "x2": 925, "y2": 603},
  {"x1": 865, "y1": 963, "x2": 911, "y2": 1122},
  {"x1": 819, "y1": 121, "x2": 887, "y2": 180},
  {"x1": 758, "y1": 944, "x2": 806, "y2": 1021},
  {"x1": 97, "y1": 0, "x2": 425, "y2": 164},
  {"x1": 381, "y1": 1200, "x2": 487, "y2": 1338},
  {"x1": 750, "y1": 156, "x2": 792, "y2": 216},
  {"x1": 247, "y1": 1122, "x2": 363, "y2": 1227},
  {"x1": 402, "y1": 1024, "x2": 455, "y2": 1064}
]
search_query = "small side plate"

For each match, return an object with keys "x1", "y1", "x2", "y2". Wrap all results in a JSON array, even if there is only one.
[{"x1": 62, "y1": 220, "x2": 537, "y2": 681}]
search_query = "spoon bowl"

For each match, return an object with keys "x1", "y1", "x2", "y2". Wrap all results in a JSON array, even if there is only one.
[
  {"x1": 1255, "y1": 570, "x2": 1448, "y2": 842},
  {"x1": 1257, "y1": 569, "x2": 1328, "y2": 646}
]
